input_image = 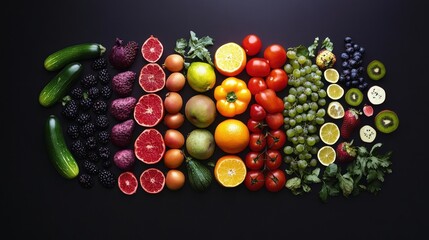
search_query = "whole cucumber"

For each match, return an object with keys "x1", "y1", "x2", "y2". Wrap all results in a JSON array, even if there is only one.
[
  {"x1": 45, "y1": 115, "x2": 79, "y2": 179},
  {"x1": 44, "y1": 43, "x2": 106, "y2": 71},
  {"x1": 39, "y1": 62, "x2": 82, "y2": 107}
]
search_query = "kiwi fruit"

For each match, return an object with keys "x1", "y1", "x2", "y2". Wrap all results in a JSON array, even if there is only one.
[
  {"x1": 345, "y1": 88, "x2": 363, "y2": 106},
  {"x1": 367, "y1": 60, "x2": 386, "y2": 80},
  {"x1": 375, "y1": 110, "x2": 399, "y2": 133}
]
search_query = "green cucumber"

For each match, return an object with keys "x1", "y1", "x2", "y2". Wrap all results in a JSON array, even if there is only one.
[
  {"x1": 39, "y1": 62, "x2": 82, "y2": 107},
  {"x1": 45, "y1": 115, "x2": 79, "y2": 179},
  {"x1": 186, "y1": 157, "x2": 213, "y2": 191},
  {"x1": 44, "y1": 43, "x2": 106, "y2": 71}
]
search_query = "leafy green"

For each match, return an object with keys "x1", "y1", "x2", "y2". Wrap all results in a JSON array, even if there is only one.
[
  {"x1": 285, "y1": 165, "x2": 321, "y2": 195},
  {"x1": 307, "y1": 37, "x2": 319, "y2": 57},
  {"x1": 321, "y1": 37, "x2": 334, "y2": 52},
  {"x1": 288, "y1": 45, "x2": 309, "y2": 58},
  {"x1": 174, "y1": 31, "x2": 214, "y2": 67}
]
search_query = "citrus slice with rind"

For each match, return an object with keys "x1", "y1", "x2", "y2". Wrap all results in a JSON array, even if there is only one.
[
  {"x1": 327, "y1": 83, "x2": 344, "y2": 100},
  {"x1": 118, "y1": 172, "x2": 138, "y2": 195},
  {"x1": 319, "y1": 122, "x2": 340, "y2": 145},
  {"x1": 134, "y1": 128, "x2": 165, "y2": 164},
  {"x1": 323, "y1": 68, "x2": 339, "y2": 83},
  {"x1": 141, "y1": 35, "x2": 163, "y2": 63},
  {"x1": 214, "y1": 155, "x2": 247, "y2": 187},
  {"x1": 134, "y1": 93, "x2": 164, "y2": 127},
  {"x1": 317, "y1": 146, "x2": 336, "y2": 166},
  {"x1": 139, "y1": 63, "x2": 166, "y2": 93},
  {"x1": 214, "y1": 42, "x2": 247, "y2": 77},
  {"x1": 327, "y1": 101, "x2": 345, "y2": 119},
  {"x1": 139, "y1": 168, "x2": 165, "y2": 194}
]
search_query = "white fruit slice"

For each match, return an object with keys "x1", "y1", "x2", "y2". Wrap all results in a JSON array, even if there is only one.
[
  {"x1": 359, "y1": 125, "x2": 377, "y2": 143},
  {"x1": 367, "y1": 85, "x2": 386, "y2": 105}
]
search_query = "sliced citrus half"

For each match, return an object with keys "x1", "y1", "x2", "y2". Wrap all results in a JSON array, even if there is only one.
[
  {"x1": 141, "y1": 35, "x2": 163, "y2": 63},
  {"x1": 118, "y1": 172, "x2": 138, "y2": 195},
  {"x1": 327, "y1": 101, "x2": 345, "y2": 119},
  {"x1": 317, "y1": 146, "x2": 336, "y2": 166},
  {"x1": 323, "y1": 68, "x2": 339, "y2": 83},
  {"x1": 214, "y1": 42, "x2": 247, "y2": 77},
  {"x1": 214, "y1": 155, "x2": 247, "y2": 187},
  {"x1": 319, "y1": 122, "x2": 340, "y2": 145},
  {"x1": 139, "y1": 168, "x2": 165, "y2": 194},
  {"x1": 327, "y1": 83, "x2": 344, "y2": 100}
]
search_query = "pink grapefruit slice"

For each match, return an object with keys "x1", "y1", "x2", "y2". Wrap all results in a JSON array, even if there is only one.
[
  {"x1": 134, "y1": 128, "x2": 165, "y2": 164},
  {"x1": 118, "y1": 171, "x2": 138, "y2": 195},
  {"x1": 134, "y1": 93, "x2": 164, "y2": 127},
  {"x1": 139, "y1": 168, "x2": 165, "y2": 194},
  {"x1": 141, "y1": 35, "x2": 163, "y2": 63},
  {"x1": 139, "y1": 63, "x2": 166, "y2": 93}
]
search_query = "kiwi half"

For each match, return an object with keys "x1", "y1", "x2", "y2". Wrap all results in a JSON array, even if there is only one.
[
  {"x1": 367, "y1": 60, "x2": 386, "y2": 80},
  {"x1": 375, "y1": 110, "x2": 399, "y2": 133},
  {"x1": 345, "y1": 88, "x2": 363, "y2": 107}
]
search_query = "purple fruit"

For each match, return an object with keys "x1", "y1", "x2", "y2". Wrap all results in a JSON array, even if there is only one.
[
  {"x1": 113, "y1": 149, "x2": 135, "y2": 170},
  {"x1": 110, "y1": 97, "x2": 137, "y2": 121},
  {"x1": 109, "y1": 38, "x2": 139, "y2": 70},
  {"x1": 111, "y1": 119, "x2": 135, "y2": 147},
  {"x1": 112, "y1": 71, "x2": 136, "y2": 97}
]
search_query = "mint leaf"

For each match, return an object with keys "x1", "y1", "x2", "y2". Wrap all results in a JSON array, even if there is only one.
[
  {"x1": 302, "y1": 184, "x2": 311, "y2": 193},
  {"x1": 321, "y1": 37, "x2": 334, "y2": 52},
  {"x1": 319, "y1": 183, "x2": 329, "y2": 202},
  {"x1": 324, "y1": 163, "x2": 339, "y2": 177},
  {"x1": 305, "y1": 174, "x2": 321, "y2": 183},
  {"x1": 308, "y1": 37, "x2": 319, "y2": 57},
  {"x1": 338, "y1": 173, "x2": 354, "y2": 197},
  {"x1": 286, "y1": 177, "x2": 302, "y2": 195}
]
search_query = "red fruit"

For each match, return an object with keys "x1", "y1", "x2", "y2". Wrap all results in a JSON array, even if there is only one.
[
  {"x1": 340, "y1": 108, "x2": 361, "y2": 139},
  {"x1": 118, "y1": 171, "x2": 138, "y2": 195},
  {"x1": 109, "y1": 38, "x2": 139, "y2": 70},
  {"x1": 139, "y1": 63, "x2": 166, "y2": 93},
  {"x1": 134, "y1": 128, "x2": 165, "y2": 164},
  {"x1": 134, "y1": 94, "x2": 164, "y2": 127},
  {"x1": 111, "y1": 119, "x2": 135, "y2": 147},
  {"x1": 244, "y1": 170, "x2": 265, "y2": 191},
  {"x1": 139, "y1": 168, "x2": 165, "y2": 194},
  {"x1": 363, "y1": 104, "x2": 374, "y2": 117},
  {"x1": 141, "y1": 35, "x2": 163, "y2": 63},
  {"x1": 336, "y1": 141, "x2": 357, "y2": 163},
  {"x1": 110, "y1": 97, "x2": 137, "y2": 121},
  {"x1": 112, "y1": 71, "x2": 136, "y2": 97}
]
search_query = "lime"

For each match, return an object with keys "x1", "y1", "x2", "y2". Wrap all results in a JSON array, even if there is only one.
[
  {"x1": 319, "y1": 122, "x2": 340, "y2": 145},
  {"x1": 327, "y1": 83, "x2": 344, "y2": 100},
  {"x1": 327, "y1": 101, "x2": 345, "y2": 119},
  {"x1": 323, "y1": 68, "x2": 339, "y2": 83},
  {"x1": 317, "y1": 146, "x2": 336, "y2": 166},
  {"x1": 186, "y1": 62, "x2": 216, "y2": 93}
]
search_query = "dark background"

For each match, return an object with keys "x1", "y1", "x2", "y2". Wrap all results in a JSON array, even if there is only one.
[{"x1": 3, "y1": 0, "x2": 427, "y2": 239}]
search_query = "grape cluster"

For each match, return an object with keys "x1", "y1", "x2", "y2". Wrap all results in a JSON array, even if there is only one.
[{"x1": 338, "y1": 37, "x2": 368, "y2": 90}]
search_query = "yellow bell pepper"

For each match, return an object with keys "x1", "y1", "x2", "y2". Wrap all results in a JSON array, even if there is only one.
[{"x1": 214, "y1": 77, "x2": 251, "y2": 117}]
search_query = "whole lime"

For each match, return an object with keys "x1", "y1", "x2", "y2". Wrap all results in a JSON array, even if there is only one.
[{"x1": 186, "y1": 62, "x2": 216, "y2": 92}]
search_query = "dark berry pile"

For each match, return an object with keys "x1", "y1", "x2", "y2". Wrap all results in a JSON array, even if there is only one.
[{"x1": 338, "y1": 37, "x2": 368, "y2": 90}]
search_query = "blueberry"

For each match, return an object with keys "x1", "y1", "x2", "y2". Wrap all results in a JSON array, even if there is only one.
[
  {"x1": 351, "y1": 80, "x2": 359, "y2": 86},
  {"x1": 358, "y1": 66, "x2": 364, "y2": 73},
  {"x1": 345, "y1": 81, "x2": 351, "y2": 88},
  {"x1": 343, "y1": 69, "x2": 351, "y2": 75},
  {"x1": 359, "y1": 47, "x2": 365, "y2": 54},
  {"x1": 345, "y1": 43, "x2": 352, "y2": 49},
  {"x1": 342, "y1": 61, "x2": 350, "y2": 69},
  {"x1": 358, "y1": 84, "x2": 365, "y2": 90},
  {"x1": 351, "y1": 72, "x2": 358, "y2": 79},
  {"x1": 353, "y1": 44, "x2": 360, "y2": 50},
  {"x1": 344, "y1": 37, "x2": 352, "y2": 43},
  {"x1": 348, "y1": 59, "x2": 357, "y2": 67},
  {"x1": 341, "y1": 53, "x2": 349, "y2": 60},
  {"x1": 339, "y1": 75, "x2": 345, "y2": 82},
  {"x1": 345, "y1": 75, "x2": 351, "y2": 81},
  {"x1": 346, "y1": 47, "x2": 354, "y2": 54},
  {"x1": 363, "y1": 82, "x2": 369, "y2": 88},
  {"x1": 351, "y1": 68, "x2": 358, "y2": 74},
  {"x1": 359, "y1": 77, "x2": 364, "y2": 83}
]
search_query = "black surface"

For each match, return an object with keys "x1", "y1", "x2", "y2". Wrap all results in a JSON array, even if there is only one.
[{"x1": 4, "y1": 0, "x2": 427, "y2": 239}]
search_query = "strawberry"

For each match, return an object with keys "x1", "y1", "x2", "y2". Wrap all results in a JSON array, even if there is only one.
[
  {"x1": 340, "y1": 108, "x2": 361, "y2": 139},
  {"x1": 336, "y1": 141, "x2": 357, "y2": 163}
]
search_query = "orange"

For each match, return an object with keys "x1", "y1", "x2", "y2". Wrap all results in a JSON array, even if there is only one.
[
  {"x1": 214, "y1": 119, "x2": 249, "y2": 154},
  {"x1": 214, "y1": 42, "x2": 247, "y2": 77},
  {"x1": 214, "y1": 155, "x2": 247, "y2": 187}
]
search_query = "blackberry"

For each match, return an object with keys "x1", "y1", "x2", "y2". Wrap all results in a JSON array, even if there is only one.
[
  {"x1": 62, "y1": 99, "x2": 79, "y2": 120},
  {"x1": 79, "y1": 96, "x2": 93, "y2": 111},
  {"x1": 98, "y1": 68, "x2": 110, "y2": 85},
  {"x1": 70, "y1": 87, "x2": 83, "y2": 100},
  {"x1": 97, "y1": 130, "x2": 110, "y2": 145},
  {"x1": 102, "y1": 160, "x2": 112, "y2": 169},
  {"x1": 98, "y1": 169, "x2": 116, "y2": 188},
  {"x1": 67, "y1": 124, "x2": 80, "y2": 139},
  {"x1": 100, "y1": 85, "x2": 112, "y2": 99},
  {"x1": 76, "y1": 113, "x2": 91, "y2": 125},
  {"x1": 98, "y1": 146, "x2": 111, "y2": 160},
  {"x1": 85, "y1": 136, "x2": 97, "y2": 150},
  {"x1": 81, "y1": 74, "x2": 97, "y2": 89},
  {"x1": 92, "y1": 100, "x2": 108, "y2": 114},
  {"x1": 91, "y1": 57, "x2": 107, "y2": 71},
  {"x1": 87, "y1": 151, "x2": 99, "y2": 163},
  {"x1": 88, "y1": 86, "x2": 100, "y2": 99},
  {"x1": 71, "y1": 139, "x2": 87, "y2": 159},
  {"x1": 83, "y1": 160, "x2": 99, "y2": 175},
  {"x1": 95, "y1": 115, "x2": 109, "y2": 130},
  {"x1": 78, "y1": 174, "x2": 93, "y2": 189},
  {"x1": 80, "y1": 122, "x2": 95, "y2": 138}
]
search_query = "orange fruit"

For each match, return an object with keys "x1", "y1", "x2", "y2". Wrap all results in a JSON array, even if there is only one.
[
  {"x1": 214, "y1": 119, "x2": 249, "y2": 154},
  {"x1": 214, "y1": 42, "x2": 247, "y2": 77},
  {"x1": 214, "y1": 155, "x2": 247, "y2": 187}
]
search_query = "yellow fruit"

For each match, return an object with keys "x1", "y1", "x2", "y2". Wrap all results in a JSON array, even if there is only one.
[
  {"x1": 327, "y1": 101, "x2": 345, "y2": 119},
  {"x1": 214, "y1": 155, "x2": 247, "y2": 187},
  {"x1": 186, "y1": 62, "x2": 216, "y2": 92},
  {"x1": 317, "y1": 146, "x2": 336, "y2": 166},
  {"x1": 214, "y1": 119, "x2": 249, "y2": 154},
  {"x1": 323, "y1": 68, "x2": 339, "y2": 83},
  {"x1": 319, "y1": 122, "x2": 340, "y2": 145},
  {"x1": 214, "y1": 42, "x2": 247, "y2": 77},
  {"x1": 327, "y1": 83, "x2": 344, "y2": 100}
]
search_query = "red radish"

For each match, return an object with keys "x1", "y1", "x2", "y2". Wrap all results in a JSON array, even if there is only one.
[
  {"x1": 363, "y1": 104, "x2": 374, "y2": 117},
  {"x1": 340, "y1": 108, "x2": 361, "y2": 139},
  {"x1": 335, "y1": 141, "x2": 357, "y2": 163}
]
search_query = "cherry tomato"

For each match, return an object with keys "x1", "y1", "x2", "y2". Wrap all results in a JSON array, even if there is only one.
[
  {"x1": 247, "y1": 77, "x2": 267, "y2": 95},
  {"x1": 255, "y1": 89, "x2": 284, "y2": 114},
  {"x1": 244, "y1": 170, "x2": 265, "y2": 191},
  {"x1": 265, "y1": 169, "x2": 286, "y2": 192},
  {"x1": 267, "y1": 129, "x2": 286, "y2": 150},
  {"x1": 242, "y1": 34, "x2": 262, "y2": 56},
  {"x1": 266, "y1": 68, "x2": 288, "y2": 92},
  {"x1": 246, "y1": 58, "x2": 271, "y2": 77},
  {"x1": 265, "y1": 112, "x2": 284, "y2": 130},
  {"x1": 264, "y1": 44, "x2": 287, "y2": 69},
  {"x1": 248, "y1": 133, "x2": 267, "y2": 152},
  {"x1": 265, "y1": 149, "x2": 282, "y2": 170},
  {"x1": 249, "y1": 104, "x2": 267, "y2": 121},
  {"x1": 245, "y1": 151, "x2": 265, "y2": 170},
  {"x1": 247, "y1": 118, "x2": 265, "y2": 134}
]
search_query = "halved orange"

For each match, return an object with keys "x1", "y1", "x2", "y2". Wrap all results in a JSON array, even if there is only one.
[
  {"x1": 214, "y1": 155, "x2": 247, "y2": 187},
  {"x1": 214, "y1": 42, "x2": 247, "y2": 77}
]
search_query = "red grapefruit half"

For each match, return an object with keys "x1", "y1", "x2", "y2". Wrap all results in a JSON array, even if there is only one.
[
  {"x1": 139, "y1": 63, "x2": 166, "y2": 93},
  {"x1": 134, "y1": 93, "x2": 164, "y2": 127},
  {"x1": 134, "y1": 128, "x2": 165, "y2": 164},
  {"x1": 118, "y1": 171, "x2": 138, "y2": 195},
  {"x1": 139, "y1": 168, "x2": 165, "y2": 194},
  {"x1": 141, "y1": 35, "x2": 163, "y2": 63}
]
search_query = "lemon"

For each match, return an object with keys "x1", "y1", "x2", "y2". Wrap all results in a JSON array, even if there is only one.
[
  {"x1": 186, "y1": 62, "x2": 216, "y2": 93},
  {"x1": 327, "y1": 101, "x2": 345, "y2": 119},
  {"x1": 327, "y1": 84, "x2": 344, "y2": 100},
  {"x1": 323, "y1": 68, "x2": 339, "y2": 83},
  {"x1": 317, "y1": 146, "x2": 336, "y2": 166},
  {"x1": 319, "y1": 122, "x2": 340, "y2": 145},
  {"x1": 214, "y1": 42, "x2": 247, "y2": 77}
]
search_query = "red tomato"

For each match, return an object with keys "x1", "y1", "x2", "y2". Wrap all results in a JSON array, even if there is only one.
[
  {"x1": 265, "y1": 149, "x2": 282, "y2": 170},
  {"x1": 266, "y1": 68, "x2": 288, "y2": 92},
  {"x1": 246, "y1": 58, "x2": 271, "y2": 77},
  {"x1": 265, "y1": 169, "x2": 286, "y2": 192},
  {"x1": 242, "y1": 34, "x2": 262, "y2": 56},
  {"x1": 245, "y1": 151, "x2": 265, "y2": 170},
  {"x1": 264, "y1": 44, "x2": 287, "y2": 69},
  {"x1": 248, "y1": 133, "x2": 267, "y2": 152},
  {"x1": 267, "y1": 129, "x2": 286, "y2": 150},
  {"x1": 244, "y1": 170, "x2": 265, "y2": 191},
  {"x1": 249, "y1": 104, "x2": 267, "y2": 121},
  {"x1": 247, "y1": 118, "x2": 265, "y2": 134},
  {"x1": 265, "y1": 112, "x2": 284, "y2": 130},
  {"x1": 247, "y1": 77, "x2": 267, "y2": 95},
  {"x1": 255, "y1": 89, "x2": 284, "y2": 114}
]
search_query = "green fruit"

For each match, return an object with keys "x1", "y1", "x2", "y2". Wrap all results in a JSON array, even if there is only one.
[
  {"x1": 375, "y1": 110, "x2": 399, "y2": 133},
  {"x1": 186, "y1": 62, "x2": 216, "y2": 92},
  {"x1": 185, "y1": 129, "x2": 215, "y2": 160},
  {"x1": 345, "y1": 88, "x2": 363, "y2": 107},
  {"x1": 367, "y1": 60, "x2": 386, "y2": 80}
]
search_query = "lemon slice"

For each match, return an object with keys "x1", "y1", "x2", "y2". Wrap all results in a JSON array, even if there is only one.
[
  {"x1": 327, "y1": 84, "x2": 344, "y2": 100},
  {"x1": 327, "y1": 101, "x2": 345, "y2": 119},
  {"x1": 214, "y1": 42, "x2": 247, "y2": 77},
  {"x1": 319, "y1": 122, "x2": 340, "y2": 145},
  {"x1": 317, "y1": 146, "x2": 336, "y2": 166},
  {"x1": 214, "y1": 155, "x2": 247, "y2": 187},
  {"x1": 323, "y1": 68, "x2": 339, "y2": 83}
]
